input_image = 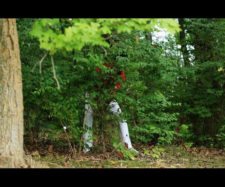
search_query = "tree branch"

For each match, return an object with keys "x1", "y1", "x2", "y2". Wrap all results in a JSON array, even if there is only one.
[
  {"x1": 31, "y1": 53, "x2": 48, "y2": 73},
  {"x1": 101, "y1": 46, "x2": 107, "y2": 56},
  {"x1": 50, "y1": 55, "x2": 61, "y2": 90}
]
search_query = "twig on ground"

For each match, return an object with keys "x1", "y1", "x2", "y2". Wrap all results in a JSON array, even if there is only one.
[{"x1": 60, "y1": 120, "x2": 77, "y2": 158}]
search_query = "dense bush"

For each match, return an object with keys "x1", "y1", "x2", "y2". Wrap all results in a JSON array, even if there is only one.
[{"x1": 17, "y1": 18, "x2": 225, "y2": 153}]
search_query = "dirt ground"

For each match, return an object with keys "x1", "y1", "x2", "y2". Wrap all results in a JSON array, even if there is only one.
[{"x1": 29, "y1": 145, "x2": 225, "y2": 168}]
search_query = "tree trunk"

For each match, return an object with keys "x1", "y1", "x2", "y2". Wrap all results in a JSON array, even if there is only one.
[
  {"x1": 178, "y1": 18, "x2": 190, "y2": 67},
  {"x1": 83, "y1": 93, "x2": 93, "y2": 153},
  {"x1": 0, "y1": 19, "x2": 25, "y2": 167},
  {"x1": 109, "y1": 100, "x2": 138, "y2": 154}
]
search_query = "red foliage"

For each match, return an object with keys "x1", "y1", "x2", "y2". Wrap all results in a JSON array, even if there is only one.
[
  {"x1": 115, "y1": 82, "x2": 121, "y2": 90},
  {"x1": 95, "y1": 63, "x2": 126, "y2": 91},
  {"x1": 120, "y1": 71, "x2": 126, "y2": 81},
  {"x1": 96, "y1": 67, "x2": 101, "y2": 72}
]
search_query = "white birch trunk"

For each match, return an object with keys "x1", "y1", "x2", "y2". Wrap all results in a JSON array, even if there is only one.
[
  {"x1": 83, "y1": 97, "x2": 138, "y2": 154},
  {"x1": 83, "y1": 93, "x2": 93, "y2": 153},
  {"x1": 109, "y1": 100, "x2": 137, "y2": 152}
]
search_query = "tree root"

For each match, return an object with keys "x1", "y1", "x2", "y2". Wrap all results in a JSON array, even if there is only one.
[
  {"x1": 0, "y1": 155, "x2": 49, "y2": 168},
  {"x1": 0, "y1": 156, "x2": 26, "y2": 168}
]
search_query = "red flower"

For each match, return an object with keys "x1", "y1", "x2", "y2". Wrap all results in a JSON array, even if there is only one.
[
  {"x1": 120, "y1": 71, "x2": 126, "y2": 81},
  {"x1": 96, "y1": 67, "x2": 101, "y2": 72},
  {"x1": 115, "y1": 82, "x2": 121, "y2": 90}
]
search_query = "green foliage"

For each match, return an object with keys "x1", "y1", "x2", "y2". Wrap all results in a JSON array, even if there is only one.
[
  {"x1": 30, "y1": 18, "x2": 180, "y2": 53},
  {"x1": 175, "y1": 124, "x2": 194, "y2": 147},
  {"x1": 176, "y1": 61, "x2": 225, "y2": 139},
  {"x1": 19, "y1": 18, "x2": 180, "y2": 152},
  {"x1": 216, "y1": 125, "x2": 225, "y2": 148},
  {"x1": 143, "y1": 146, "x2": 165, "y2": 159},
  {"x1": 106, "y1": 32, "x2": 179, "y2": 146},
  {"x1": 18, "y1": 19, "x2": 84, "y2": 149},
  {"x1": 112, "y1": 142, "x2": 138, "y2": 160},
  {"x1": 18, "y1": 18, "x2": 225, "y2": 154},
  {"x1": 132, "y1": 123, "x2": 176, "y2": 145},
  {"x1": 176, "y1": 124, "x2": 193, "y2": 141},
  {"x1": 185, "y1": 18, "x2": 225, "y2": 62},
  {"x1": 171, "y1": 18, "x2": 225, "y2": 147}
]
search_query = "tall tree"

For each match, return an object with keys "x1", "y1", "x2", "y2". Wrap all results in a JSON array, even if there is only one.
[
  {"x1": 190, "y1": 19, "x2": 225, "y2": 62},
  {"x1": 178, "y1": 18, "x2": 190, "y2": 66},
  {"x1": 0, "y1": 19, "x2": 25, "y2": 167},
  {"x1": 177, "y1": 18, "x2": 225, "y2": 140}
]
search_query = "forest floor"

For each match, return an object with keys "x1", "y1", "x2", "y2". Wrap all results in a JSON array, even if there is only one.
[{"x1": 28, "y1": 145, "x2": 225, "y2": 168}]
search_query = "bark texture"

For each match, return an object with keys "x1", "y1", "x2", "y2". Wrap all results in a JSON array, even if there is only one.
[{"x1": 0, "y1": 19, "x2": 25, "y2": 167}]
